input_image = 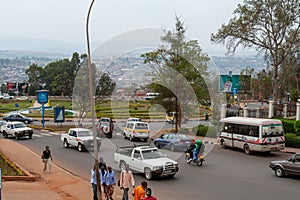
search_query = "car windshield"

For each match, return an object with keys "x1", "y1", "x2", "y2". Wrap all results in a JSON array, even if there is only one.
[
  {"x1": 135, "y1": 123, "x2": 148, "y2": 130},
  {"x1": 262, "y1": 124, "x2": 284, "y2": 138},
  {"x1": 77, "y1": 131, "x2": 92, "y2": 137},
  {"x1": 176, "y1": 134, "x2": 188, "y2": 139},
  {"x1": 14, "y1": 123, "x2": 26, "y2": 128},
  {"x1": 100, "y1": 118, "x2": 110, "y2": 122},
  {"x1": 142, "y1": 149, "x2": 164, "y2": 159}
]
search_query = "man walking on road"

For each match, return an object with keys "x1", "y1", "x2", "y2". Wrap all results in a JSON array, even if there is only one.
[
  {"x1": 119, "y1": 164, "x2": 135, "y2": 200},
  {"x1": 41, "y1": 145, "x2": 53, "y2": 174}
]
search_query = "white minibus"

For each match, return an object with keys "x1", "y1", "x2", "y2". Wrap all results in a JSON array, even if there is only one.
[{"x1": 218, "y1": 117, "x2": 285, "y2": 154}]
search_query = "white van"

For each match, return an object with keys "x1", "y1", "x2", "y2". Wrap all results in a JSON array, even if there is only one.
[{"x1": 123, "y1": 121, "x2": 150, "y2": 142}]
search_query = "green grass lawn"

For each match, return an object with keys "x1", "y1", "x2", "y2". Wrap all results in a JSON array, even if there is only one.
[{"x1": 0, "y1": 99, "x2": 211, "y2": 120}]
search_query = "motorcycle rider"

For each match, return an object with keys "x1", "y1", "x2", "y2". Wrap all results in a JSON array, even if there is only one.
[
  {"x1": 186, "y1": 139, "x2": 196, "y2": 162},
  {"x1": 193, "y1": 140, "x2": 203, "y2": 161}
]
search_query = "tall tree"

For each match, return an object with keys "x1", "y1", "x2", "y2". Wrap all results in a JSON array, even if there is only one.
[
  {"x1": 211, "y1": 0, "x2": 300, "y2": 101},
  {"x1": 95, "y1": 72, "x2": 116, "y2": 102},
  {"x1": 142, "y1": 17, "x2": 210, "y2": 131},
  {"x1": 25, "y1": 63, "x2": 44, "y2": 95}
]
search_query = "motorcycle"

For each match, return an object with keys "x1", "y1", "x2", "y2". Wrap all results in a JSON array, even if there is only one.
[{"x1": 185, "y1": 150, "x2": 205, "y2": 166}]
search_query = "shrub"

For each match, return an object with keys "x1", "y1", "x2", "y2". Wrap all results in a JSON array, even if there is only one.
[
  {"x1": 178, "y1": 127, "x2": 189, "y2": 134},
  {"x1": 294, "y1": 120, "x2": 300, "y2": 136},
  {"x1": 192, "y1": 125, "x2": 208, "y2": 136},
  {"x1": 280, "y1": 119, "x2": 295, "y2": 134},
  {"x1": 285, "y1": 133, "x2": 300, "y2": 148}
]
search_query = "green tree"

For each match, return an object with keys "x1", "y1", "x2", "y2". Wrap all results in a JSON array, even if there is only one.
[
  {"x1": 142, "y1": 17, "x2": 210, "y2": 132},
  {"x1": 25, "y1": 63, "x2": 44, "y2": 95},
  {"x1": 211, "y1": 0, "x2": 300, "y2": 101},
  {"x1": 95, "y1": 72, "x2": 116, "y2": 102}
]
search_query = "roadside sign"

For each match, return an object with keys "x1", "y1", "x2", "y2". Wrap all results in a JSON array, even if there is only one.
[
  {"x1": 15, "y1": 103, "x2": 19, "y2": 108},
  {"x1": 54, "y1": 107, "x2": 65, "y2": 123},
  {"x1": 37, "y1": 90, "x2": 49, "y2": 104}
]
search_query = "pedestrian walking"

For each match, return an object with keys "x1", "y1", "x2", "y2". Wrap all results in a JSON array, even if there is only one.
[
  {"x1": 143, "y1": 188, "x2": 157, "y2": 200},
  {"x1": 103, "y1": 166, "x2": 116, "y2": 200},
  {"x1": 99, "y1": 157, "x2": 107, "y2": 176},
  {"x1": 91, "y1": 164, "x2": 102, "y2": 200},
  {"x1": 133, "y1": 181, "x2": 147, "y2": 200},
  {"x1": 41, "y1": 145, "x2": 53, "y2": 174},
  {"x1": 99, "y1": 157, "x2": 107, "y2": 193},
  {"x1": 119, "y1": 164, "x2": 135, "y2": 200}
]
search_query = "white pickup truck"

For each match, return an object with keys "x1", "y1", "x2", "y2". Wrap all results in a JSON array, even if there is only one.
[
  {"x1": 2, "y1": 121, "x2": 33, "y2": 139},
  {"x1": 60, "y1": 128, "x2": 101, "y2": 152},
  {"x1": 114, "y1": 145, "x2": 179, "y2": 180}
]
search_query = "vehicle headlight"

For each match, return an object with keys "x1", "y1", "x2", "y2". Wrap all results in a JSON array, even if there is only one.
[{"x1": 153, "y1": 166, "x2": 163, "y2": 170}]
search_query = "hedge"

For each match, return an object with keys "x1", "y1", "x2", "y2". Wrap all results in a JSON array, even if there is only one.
[
  {"x1": 280, "y1": 119, "x2": 295, "y2": 134},
  {"x1": 285, "y1": 133, "x2": 300, "y2": 148},
  {"x1": 191, "y1": 125, "x2": 218, "y2": 137},
  {"x1": 294, "y1": 120, "x2": 300, "y2": 136}
]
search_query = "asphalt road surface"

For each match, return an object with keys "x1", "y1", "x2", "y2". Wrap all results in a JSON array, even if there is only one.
[{"x1": 6, "y1": 123, "x2": 300, "y2": 200}]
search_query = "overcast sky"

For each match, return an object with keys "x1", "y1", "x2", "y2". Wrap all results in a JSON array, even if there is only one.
[{"x1": 0, "y1": 0, "x2": 245, "y2": 54}]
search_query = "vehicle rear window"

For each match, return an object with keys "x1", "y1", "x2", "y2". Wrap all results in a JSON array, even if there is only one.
[{"x1": 135, "y1": 123, "x2": 148, "y2": 129}]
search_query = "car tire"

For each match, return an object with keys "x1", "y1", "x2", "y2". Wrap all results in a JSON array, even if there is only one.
[
  {"x1": 3, "y1": 131, "x2": 8, "y2": 138},
  {"x1": 275, "y1": 167, "x2": 285, "y2": 177},
  {"x1": 154, "y1": 142, "x2": 160, "y2": 149},
  {"x1": 220, "y1": 140, "x2": 226, "y2": 149},
  {"x1": 15, "y1": 133, "x2": 20, "y2": 140},
  {"x1": 170, "y1": 144, "x2": 175, "y2": 151},
  {"x1": 63, "y1": 139, "x2": 69, "y2": 148},
  {"x1": 244, "y1": 144, "x2": 251, "y2": 155},
  {"x1": 24, "y1": 120, "x2": 28, "y2": 124},
  {"x1": 29, "y1": 134, "x2": 32, "y2": 139},
  {"x1": 129, "y1": 135, "x2": 134, "y2": 142},
  {"x1": 144, "y1": 167, "x2": 153, "y2": 180},
  {"x1": 78, "y1": 143, "x2": 84, "y2": 152}
]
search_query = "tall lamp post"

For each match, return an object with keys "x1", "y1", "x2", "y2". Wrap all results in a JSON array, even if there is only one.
[{"x1": 86, "y1": 0, "x2": 101, "y2": 199}]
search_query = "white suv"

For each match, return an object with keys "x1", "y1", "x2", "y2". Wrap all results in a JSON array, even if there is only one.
[{"x1": 2, "y1": 121, "x2": 33, "y2": 139}]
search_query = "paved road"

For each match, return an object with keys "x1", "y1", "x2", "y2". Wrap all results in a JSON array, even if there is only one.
[{"x1": 9, "y1": 125, "x2": 300, "y2": 200}]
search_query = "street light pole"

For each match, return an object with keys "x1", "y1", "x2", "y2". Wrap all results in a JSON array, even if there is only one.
[{"x1": 86, "y1": 0, "x2": 102, "y2": 199}]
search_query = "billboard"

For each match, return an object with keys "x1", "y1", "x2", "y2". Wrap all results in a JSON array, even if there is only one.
[
  {"x1": 18, "y1": 83, "x2": 29, "y2": 94},
  {"x1": 7, "y1": 82, "x2": 17, "y2": 91},
  {"x1": 219, "y1": 75, "x2": 251, "y2": 93}
]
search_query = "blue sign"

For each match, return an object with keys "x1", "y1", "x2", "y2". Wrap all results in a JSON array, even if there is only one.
[
  {"x1": 15, "y1": 103, "x2": 19, "y2": 108},
  {"x1": 37, "y1": 90, "x2": 49, "y2": 104},
  {"x1": 54, "y1": 107, "x2": 65, "y2": 123},
  {"x1": 233, "y1": 88, "x2": 237, "y2": 95}
]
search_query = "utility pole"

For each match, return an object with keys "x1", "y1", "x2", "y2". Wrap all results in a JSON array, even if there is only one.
[{"x1": 86, "y1": 0, "x2": 102, "y2": 199}]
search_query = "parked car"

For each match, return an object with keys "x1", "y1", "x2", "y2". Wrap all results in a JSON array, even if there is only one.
[
  {"x1": 0, "y1": 93, "x2": 14, "y2": 99},
  {"x1": 96, "y1": 117, "x2": 114, "y2": 138},
  {"x1": 2, "y1": 121, "x2": 33, "y2": 139},
  {"x1": 3, "y1": 113, "x2": 34, "y2": 124},
  {"x1": 269, "y1": 153, "x2": 300, "y2": 177},
  {"x1": 16, "y1": 96, "x2": 28, "y2": 100},
  {"x1": 0, "y1": 120, "x2": 7, "y2": 133},
  {"x1": 154, "y1": 133, "x2": 193, "y2": 151}
]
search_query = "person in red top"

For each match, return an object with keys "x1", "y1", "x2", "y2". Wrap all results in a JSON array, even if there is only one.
[
  {"x1": 143, "y1": 188, "x2": 157, "y2": 200},
  {"x1": 133, "y1": 181, "x2": 147, "y2": 200}
]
